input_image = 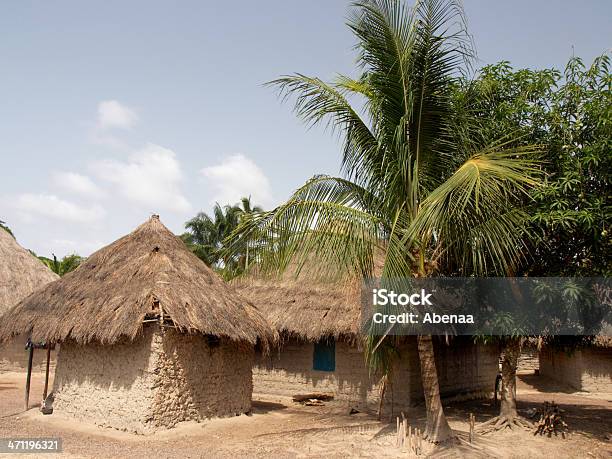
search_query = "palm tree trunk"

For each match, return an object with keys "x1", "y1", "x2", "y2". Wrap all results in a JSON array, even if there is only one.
[{"x1": 417, "y1": 335, "x2": 454, "y2": 443}]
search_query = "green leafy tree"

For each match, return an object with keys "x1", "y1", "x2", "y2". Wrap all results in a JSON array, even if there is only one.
[
  {"x1": 530, "y1": 55, "x2": 611, "y2": 277},
  {"x1": 453, "y1": 54, "x2": 610, "y2": 277},
  {"x1": 452, "y1": 53, "x2": 611, "y2": 431},
  {"x1": 450, "y1": 61, "x2": 557, "y2": 431},
  {"x1": 226, "y1": 0, "x2": 541, "y2": 442}
]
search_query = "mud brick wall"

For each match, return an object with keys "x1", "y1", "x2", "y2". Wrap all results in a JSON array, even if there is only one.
[
  {"x1": 52, "y1": 326, "x2": 254, "y2": 434},
  {"x1": 539, "y1": 345, "x2": 612, "y2": 393},
  {"x1": 0, "y1": 335, "x2": 57, "y2": 373},
  {"x1": 152, "y1": 330, "x2": 253, "y2": 428},
  {"x1": 253, "y1": 339, "x2": 422, "y2": 411},
  {"x1": 253, "y1": 336, "x2": 498, "y2": 410},
  {"x1": 52, "y1": 329, "x2": 159, "y2": 434},
  {"x1": 254, "y1": 339, "x2": 364, "y2": 402},
  {"x1": 433, "y1": 338, "x2": 499, "y2": 399},
  {"x1": 518, "y1": 348, "x2": 539, "y2": 373}
]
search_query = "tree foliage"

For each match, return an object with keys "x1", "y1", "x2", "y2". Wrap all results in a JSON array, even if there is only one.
[
  {"x1": 181, "y1": 197, "x2": 263, "y2": 278},
  {"x1": 39, "y1": 254, "x2": 84, "y2": 276},
  {"x1": 452, "y1": 54, "x2": 611, "y2": 276}
]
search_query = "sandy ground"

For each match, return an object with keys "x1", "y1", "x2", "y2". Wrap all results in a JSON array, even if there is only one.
[{"x1": 0, "y1": 371, "x2": 610, "y2": 458}]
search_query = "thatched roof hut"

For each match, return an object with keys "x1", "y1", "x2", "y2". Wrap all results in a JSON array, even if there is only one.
[
  {"x1": 0, "y1": 228, "x2": 58, "y2": 316},
  {"x1": 238, "y1": 262, "x2": 500, "y2": 412},
  {"x1": 0, "y1": 216, "x2": 275, "y2": 433},
  {"x1": 0, "y1": 215, "x2": 273, "y2": 346},
  {"x1": 0, "y1": 228, "x2": 58, "y2": 372}
]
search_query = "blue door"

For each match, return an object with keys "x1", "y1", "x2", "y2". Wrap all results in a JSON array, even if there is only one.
[{"x1": 313, "y1": 339, "x2": 335, "y2": 371}]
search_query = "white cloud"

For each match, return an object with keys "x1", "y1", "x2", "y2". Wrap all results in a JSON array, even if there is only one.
[
  {"x1": 94, "y1": 144, "x2": 191, "y2": 213},
  {"x1": 200, "y1": 154, "x2": 273, "y2": 207},
  {"x1": 52, "y1": 172, "x2": 105, "y2": 198},
  {"x1": 11, "y1": 193, "x2": 106, "y2": 223},
  {"x1": 97, "y1": 100, "x2": 138, "y2": 130}
]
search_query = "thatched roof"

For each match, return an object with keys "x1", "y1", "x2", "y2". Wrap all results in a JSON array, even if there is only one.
[
  {"x1": 0, "y1": 228, "x2": 58, "y2": 315},
  {"x1": 236, "y1": 274, "x2": 362, "y2": 342},
  {"x1": 0, "y1": 216, "x2": 274, "y2": 346},
  {"x1": 234, "y1": 256, "x2": 385, "y2": 342}
]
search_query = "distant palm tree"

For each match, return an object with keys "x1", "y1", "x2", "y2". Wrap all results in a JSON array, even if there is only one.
[
  {"x1": 40, "y1": 254, "x2": 84, "y2": 276},
  {"x1": 227, "y1": 0, "x2": 541, "y2": 442},
  {"x1": 182, "y1": 197, "x2": 263, "y2": 277}
]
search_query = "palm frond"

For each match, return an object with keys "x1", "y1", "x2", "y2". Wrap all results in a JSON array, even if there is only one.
[
  {"x1": 405, "y1": 144, "x2": 543, "y2": 275},
  {"x1": 224, "y1": 175, "x2": 385, "y2": 279}
]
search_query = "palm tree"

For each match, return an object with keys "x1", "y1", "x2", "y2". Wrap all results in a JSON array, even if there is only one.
[
  {"x1": 39, "y1": 254, "x2": 84, "y2": 276},
  {"x1": 227, "y1": 0, "x2": 541, "y2": 443},
  {"x1": 182, "y1": 197, "x2": 263, "y2": 277}
]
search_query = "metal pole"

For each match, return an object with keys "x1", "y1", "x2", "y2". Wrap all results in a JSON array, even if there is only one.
[{"x1": 25, "y1": 345, "x2": 34, "y2": 411}]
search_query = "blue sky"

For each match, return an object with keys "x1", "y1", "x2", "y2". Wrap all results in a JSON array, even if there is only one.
[{"x1": 1, "y1": 0, "x2": 610, "y2": 256}]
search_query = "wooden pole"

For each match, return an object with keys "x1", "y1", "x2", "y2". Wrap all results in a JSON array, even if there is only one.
[
  {"x1": 396, "y1": 417, "x2": 400, "y2": 447},
  {"x1": 417, "y1": 428, "x2": 422, "y2": 455},
  {"x1": 24, "y1": 345, "x2": 34, "y2": 411},
  {"x1": 408, "y1": 425, "x2": 412, "y2": 451},
  {"x1": 42, "y1": 345, "x2": 51, "y2": 401},
  {"x1": 469, "y1": 413, "x2": 475, "y2": 443}
]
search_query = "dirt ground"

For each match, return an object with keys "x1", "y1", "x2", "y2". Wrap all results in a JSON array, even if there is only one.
[{"x1": 0, "y1": 371, "x2": 610, "y2": 458}]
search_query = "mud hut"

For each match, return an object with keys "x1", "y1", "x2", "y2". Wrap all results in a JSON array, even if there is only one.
[
  {"x1": 237, "y1": 266, "x2": 498, "y2": 412},
  {"x1": 0, "y1": 215, "x2": 274, "y2": 434},
  {"x1": 0, "y1": 227, "x2": 59, "y2": 372},
  {"x1": 539, "y1": 337, "x2": 612, "y2": 393}
]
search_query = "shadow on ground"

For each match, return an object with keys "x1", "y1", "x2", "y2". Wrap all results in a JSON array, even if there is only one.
[{"x1": 251, "y1": 400, "x2": 287, "y2": 414}]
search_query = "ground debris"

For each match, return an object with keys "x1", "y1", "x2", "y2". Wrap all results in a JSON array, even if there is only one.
[
  {"x1": 534, "y1": 401, "x2": 569, "y2": 438},
  {"x1": 292, "y1": 393, "x2": 334, "y2": 404}
]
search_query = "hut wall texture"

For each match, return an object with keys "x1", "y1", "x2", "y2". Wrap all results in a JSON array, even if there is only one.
[
  {"x1": 52, "y1": 326, "x2": 253, "y2": 434},
  {"x1": 518, "y1": 348, "x2": 539, "y2": 373},
  {"x1": 433, "y1": 339, "x2": 499, "y2": 400},
  {"x1": 0, "y1": 335, "x2": 56, "y2": 373},
  {"x1": 254, "y1": 339, "x2": 421, "y2": 410},
  {"x1": 253, "y1": 337, "x2": 498, "y2": 410},
  {"x1": 152, "y1": 330, "x2": 253, "y2": 428},
  {"x1": 539, "y1": 345, "x2": 612, "y2": 393}
]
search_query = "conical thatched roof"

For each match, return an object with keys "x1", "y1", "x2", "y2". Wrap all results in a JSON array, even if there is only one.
[
  {"x1": 0, "y1": 228, "x2": 58, "y2": 315},
  {"x1": 0, "y1": 216, "x2": 274, "y2": 347}
]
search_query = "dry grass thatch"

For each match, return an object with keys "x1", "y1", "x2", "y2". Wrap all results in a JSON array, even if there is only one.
[
  {"x1": 0, "y1": 216, "x2": 275, "y2": 347},
  {"x1": 0, "y1": 228, "x2": 58, "y2": 314},
  {"x1": 235, "y1": 275, "x2": 362, "y2": 342},
  {"x1": 234, "y1": 256, "x2": 385, "y2": 342}
]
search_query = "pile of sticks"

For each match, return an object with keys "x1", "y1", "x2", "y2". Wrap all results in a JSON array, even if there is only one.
[
  {"x1": 396, "y1": 413, "x2": 423, "y2": 455},
  {"x1": 534, "y1": 402, "x2": 569, "y2": 438}
]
